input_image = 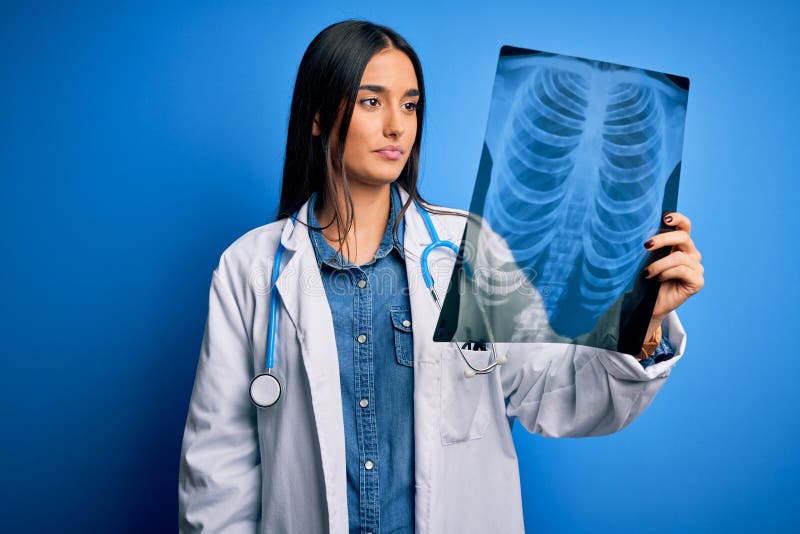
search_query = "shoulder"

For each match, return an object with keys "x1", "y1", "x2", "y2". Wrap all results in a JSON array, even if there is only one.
[{"x1": 213, "y1": 219, "x2": 286, "y2": 289}]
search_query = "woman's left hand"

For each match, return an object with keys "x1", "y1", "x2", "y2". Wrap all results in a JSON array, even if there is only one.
[{"x1": 643, "y1": 211, "x2": 705, "y2": 322}]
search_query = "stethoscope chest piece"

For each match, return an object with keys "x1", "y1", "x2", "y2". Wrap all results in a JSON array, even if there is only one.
[{"x1": 250, "y1": 373, "x2": 282, "y2": 408}]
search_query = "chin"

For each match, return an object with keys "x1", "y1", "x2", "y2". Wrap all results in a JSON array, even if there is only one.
[
  {"x1": 361, "y1": 175, "x2": 402, "y2": 187},
  {"x1": 349, "y1": 165, "x2": 409, "y2": 186}
]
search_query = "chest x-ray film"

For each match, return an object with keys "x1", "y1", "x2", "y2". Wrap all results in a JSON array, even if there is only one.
[{"x1": 433, "y1": 46, "x2": 689, "y2": 355}]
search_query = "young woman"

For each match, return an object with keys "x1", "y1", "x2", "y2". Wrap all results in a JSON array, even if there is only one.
[{"x1": 179, "y1": 20, "x2": 705, "y2": 534}]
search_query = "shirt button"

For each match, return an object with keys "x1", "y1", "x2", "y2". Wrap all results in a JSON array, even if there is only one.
[
  {"x1": 357, "y1": 334, "x2": 367, "y2": 344},
  {"x1": 359, "y1": 398, "x2": 369, "y2": 408},
  {"x1": 402, "y1": 319, "x2": 411, "y2": 328},
  {"x1": 357, "y1": 279, "x2": 367, "y2": 289},
  {"x1": 364, "y1": 460, "x2": 374, "y2": 470}
]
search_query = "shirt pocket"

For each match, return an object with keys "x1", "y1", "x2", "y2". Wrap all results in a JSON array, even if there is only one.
[
  {"x1": 440, "y1": 346, "x2": 491, "y2": 445},
  {"x1": 390, "y1": 306, "x2": 414, "y2": 367}
]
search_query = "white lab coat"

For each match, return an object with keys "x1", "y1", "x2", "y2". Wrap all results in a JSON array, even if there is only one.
[{"x1": 179, "y1": 188, "x2": 687, "y2": 533}]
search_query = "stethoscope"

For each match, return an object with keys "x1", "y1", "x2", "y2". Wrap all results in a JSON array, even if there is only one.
[{"x1": 249, "y1": 201, "x2": 506, "y2": 409}]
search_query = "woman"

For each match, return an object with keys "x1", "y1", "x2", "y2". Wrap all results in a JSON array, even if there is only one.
[{"x1": 179, "y1": 20, "x2": 704, "y2": 534}]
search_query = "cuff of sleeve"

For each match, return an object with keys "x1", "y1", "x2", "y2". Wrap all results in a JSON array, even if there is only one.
[
  {"x1": 639, "y1": 336, "x2": 675, "y2": 369},
  {"x1": 597, "y1": 310, "x2": 688, "y2": 381}
]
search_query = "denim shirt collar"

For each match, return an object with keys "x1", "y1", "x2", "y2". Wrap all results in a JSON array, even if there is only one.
[{"x1": 307, "y1": 182, "x2": 405, "y2": 270}]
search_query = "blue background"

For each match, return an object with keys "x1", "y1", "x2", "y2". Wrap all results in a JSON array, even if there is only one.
[{"x1": 2, "y1": 1, "x2": 797, "y2": 531}]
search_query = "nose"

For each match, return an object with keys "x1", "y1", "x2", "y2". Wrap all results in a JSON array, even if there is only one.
[{"x1": 383, "y1": 105, "x2": 405, "y2": 139}]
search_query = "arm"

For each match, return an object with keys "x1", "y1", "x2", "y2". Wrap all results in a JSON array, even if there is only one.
[
  {"x1": 500, "y1": 210, "x2": 702, "y2": 438},
  {"x1": 500, "y1": 310, "x2": 686, "y2": 438},
  {"x1": 179, "y1": 259, "x2": 260, "y2": 533}
]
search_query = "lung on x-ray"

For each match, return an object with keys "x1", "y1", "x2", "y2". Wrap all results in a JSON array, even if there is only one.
[{"x1": 433, "y1": 46, "x2": 690, "y2": 355}]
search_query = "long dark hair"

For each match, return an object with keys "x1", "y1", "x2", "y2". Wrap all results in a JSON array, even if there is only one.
[{"x1": 276, "y1": 20, "x2": 453, "y2": 250}]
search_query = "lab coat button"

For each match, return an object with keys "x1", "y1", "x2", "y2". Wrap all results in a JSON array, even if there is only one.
[
  {"x1": 359, "y1": 398, "x2": 369, "y2": 408},
  {"x1": 357, "y1": 279, "x2": 367, "y2": 289},
  {"x1": 402, "y1": 319, "x2": 411, "y2": 327},
  {"x1": 357, "y1": 334, "x2": 367, "y2": 344},
  {"x1": 364, "y1": 460, "x2": 374, "y2": 470}
]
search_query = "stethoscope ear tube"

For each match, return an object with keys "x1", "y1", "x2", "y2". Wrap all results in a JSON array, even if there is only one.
[{"x1": 419, "y1": 206, "x2": 507, "y2": 379}]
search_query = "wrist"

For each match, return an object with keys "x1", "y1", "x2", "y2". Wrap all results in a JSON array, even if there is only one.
[
  {"x1": 638, "y1": 319, "x2": 664, "y2": 361},
  {"x1": 646, "y1": 318, "x2": 661, "y2": 338},
  {"x1": 646, "y1": 310, "x2": 668, "y2": 336}
]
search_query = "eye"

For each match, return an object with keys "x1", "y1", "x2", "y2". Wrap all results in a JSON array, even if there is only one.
[
  {"x1": 361, "y1": 97, "x2": 380, "y2": 108},
  {"x1": 402, "y1": 102, "x2": 418, "y2": 112}
]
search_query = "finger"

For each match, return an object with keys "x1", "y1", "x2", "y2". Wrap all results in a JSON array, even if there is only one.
[
  {"x1": 662, "y1": 211, "x2": 692, "y2": 234},
  {"x1": 644, "y1": 251, "x2": 703, "y2": 278},
  {"x1": 656, "y1": 264, "x2": 705, "y2": 291},
  {"x1": 644, "y1": 230, "x2": 700, "y2": 260}
]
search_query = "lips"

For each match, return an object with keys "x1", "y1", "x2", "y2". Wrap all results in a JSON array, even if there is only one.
[{"x1": 374, "y1": 145, "x2": 404, "y2": 161}]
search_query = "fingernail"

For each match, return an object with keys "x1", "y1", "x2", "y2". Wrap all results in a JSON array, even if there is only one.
[
  {"x1": 664, "y1": 214, "x2": 673, "y2": 223},
  {"x1": 644, "y1": 239, "x2": 654, "y2": 249}
]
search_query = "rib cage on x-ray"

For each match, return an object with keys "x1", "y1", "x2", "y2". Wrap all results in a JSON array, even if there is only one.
[{"x1": 481, "y1": 56, "x2": 685, "y2": 337}]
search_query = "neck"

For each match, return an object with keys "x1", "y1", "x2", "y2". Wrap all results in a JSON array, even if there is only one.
[{"x1": 315, "y1": 181, "x2": 393, "y2": 263}]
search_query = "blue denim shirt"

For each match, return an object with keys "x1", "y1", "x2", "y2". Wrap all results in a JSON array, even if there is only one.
[
  {"x1": 308, "y1": 183, "x2": 415, "y2": 534},
  {"x1": 307, "y1": 185, "x2": 674, "y2": 532}
]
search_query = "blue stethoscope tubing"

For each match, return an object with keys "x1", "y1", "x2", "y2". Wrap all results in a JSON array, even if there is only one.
[
  {"x1": 248, "y1": 217, "x2": 287, "y2": 408},
  {"x1": 249, "y1": 201, "x2": 504, "y2": 409}
]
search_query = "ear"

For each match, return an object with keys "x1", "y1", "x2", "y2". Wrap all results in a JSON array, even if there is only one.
[{"x1": 311, "y1": 112, "x2": 321, "y2": 137}]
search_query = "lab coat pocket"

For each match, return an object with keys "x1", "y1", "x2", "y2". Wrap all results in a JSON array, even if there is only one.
[
  {"x1": 390, "y1": 306, "x2": 414, "y2": 367},
  {"x1": 440, "y1": 346, "x2": 490, "y2": 445}
]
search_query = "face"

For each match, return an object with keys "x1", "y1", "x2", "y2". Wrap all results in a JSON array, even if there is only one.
[{"x1": 314, "y1": 48, "x2": 420, "y2": 187}]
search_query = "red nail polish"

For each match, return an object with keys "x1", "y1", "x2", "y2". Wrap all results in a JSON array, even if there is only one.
[
  {"x1": 664, "y1": 215, "x2": 673, "y2": 223},
  {"x1": 644, "y1": 239, "x2": 654, "y2": 249}
]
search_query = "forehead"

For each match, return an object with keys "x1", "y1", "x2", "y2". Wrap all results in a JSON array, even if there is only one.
[{"x1": 360, "y1": 48, "x2": 418, "y2": 89}]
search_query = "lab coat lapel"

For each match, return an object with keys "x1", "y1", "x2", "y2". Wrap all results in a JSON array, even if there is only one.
[
  {"x1": 402, "y1": 197, "x2": 440, "y2": 333},
  {"x1": 400, "y1": 190, "x2": 460, "y2": 534},
  {"x1": 400, "y1": 189, "x2": 459, "y2": 342},
  {"x1": 274, "y1": 201, "x2": 348, "y2": 534}
]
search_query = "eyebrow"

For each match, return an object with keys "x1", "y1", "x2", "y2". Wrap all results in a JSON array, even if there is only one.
[{"x1": 358, "y1": 85, "x2": 420, "y2": 97}]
